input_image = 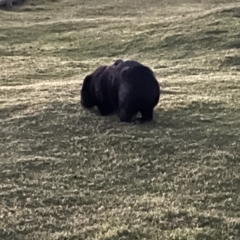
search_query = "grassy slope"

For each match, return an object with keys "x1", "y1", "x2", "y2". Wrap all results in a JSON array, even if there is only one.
[{"x1": 1, "y1": 0, "x2": 240, "y2": 239}]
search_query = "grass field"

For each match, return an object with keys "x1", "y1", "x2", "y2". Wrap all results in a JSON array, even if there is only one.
[{"x1": 1, "y1": 0, "x2": 240, "y2": 239}]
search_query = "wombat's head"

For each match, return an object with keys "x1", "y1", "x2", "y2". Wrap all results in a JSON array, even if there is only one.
[{"x1": 80, "y1": 75, "x2": 95, "y2": 108}]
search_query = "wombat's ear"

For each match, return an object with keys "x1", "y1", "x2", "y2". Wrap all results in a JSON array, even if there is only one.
[{"x1": 113, "y1": 59, "x2": 124, "y2": 66}]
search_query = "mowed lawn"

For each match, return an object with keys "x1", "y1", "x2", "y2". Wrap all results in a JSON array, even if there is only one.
[{"x1": 0, "y1": 0, "x2": 240, "y2": 239}]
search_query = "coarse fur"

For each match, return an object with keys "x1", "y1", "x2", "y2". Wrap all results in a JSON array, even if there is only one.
[
  {"x1": 80, "y1": 59, "x2": 160, "y2": 122},
  {"x1": 81, "y1": 65, "x2": 120, "y2": 116}
]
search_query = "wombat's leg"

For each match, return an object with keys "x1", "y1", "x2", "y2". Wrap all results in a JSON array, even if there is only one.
[
  {"x1": 97, "y1": 105, "x2": 114, "y2": 116},
  {"x1": 118, "y1": 108, "x2": 134, "y2": 122},
  {"x1": 140, "y1": 108, "x2": 153, "y2": 121},
  {"x1": 112, "y1": 59, "x2": 124, "y2": 67},
  {"x1": 118, "y1": 102, "x2": 139, "y2": 122}
]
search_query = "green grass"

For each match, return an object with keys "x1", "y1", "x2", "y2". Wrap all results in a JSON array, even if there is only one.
[{"x1": 1, "y1": 0, "x2": 240, "y2": 239}]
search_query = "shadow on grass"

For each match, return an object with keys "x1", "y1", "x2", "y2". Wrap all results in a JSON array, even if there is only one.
[
  {"x1": 0, "y1": 99, "x2": 239, "y2": 239},
  {"x1": 1, "y1": 99, "x2": 239, "y2": 190},
  {"x1": 1, "y1": 99, "x2": 238, "y2": 140},
  {"x1": 1, "y1": 99, "x2": 239, "y2": 170},
  {"x1": 0, "y1": 228, "x2": 23, "y2": 240},
  {"x1": 0, "y1": 104, "x2": 29, "y2": 119}
]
